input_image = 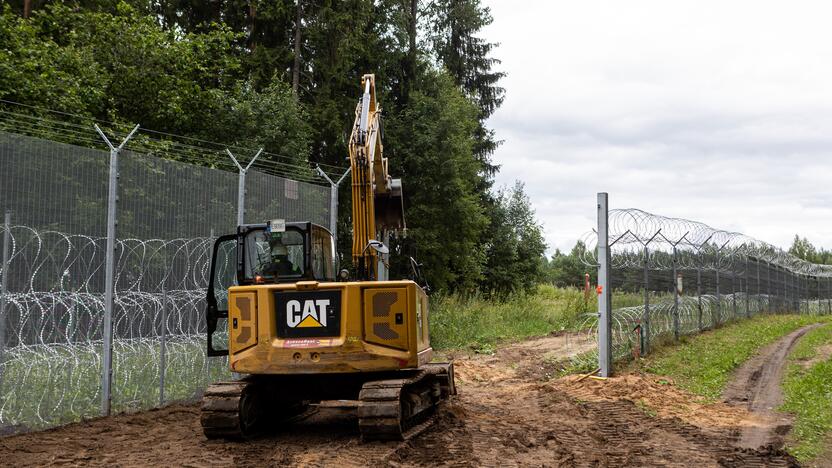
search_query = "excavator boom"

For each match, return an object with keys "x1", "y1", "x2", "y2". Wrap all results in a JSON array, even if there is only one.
[{"x1": 349, "y1": 74, "x2": 405, "y2": 280}]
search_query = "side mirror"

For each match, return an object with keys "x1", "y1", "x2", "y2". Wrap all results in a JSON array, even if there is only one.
[{"x1": 363, "y1": 239, "x2": 389, "y2": 255}]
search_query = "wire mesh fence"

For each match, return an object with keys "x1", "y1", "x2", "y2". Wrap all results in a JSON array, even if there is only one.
[
  {"x1": 583, "y1": 202, "x2": 832, "y2": 372},
  {"x1": 0, "y1": 127, "x2": 331, "y2": 433}
]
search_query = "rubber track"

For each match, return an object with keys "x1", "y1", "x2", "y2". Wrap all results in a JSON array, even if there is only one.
[
  {"x1": 200, "y1": 380, "x2": 316, "y2": 439},
  {"x1": 358, "y1": 370, "x2": 445, "y2": 442}
]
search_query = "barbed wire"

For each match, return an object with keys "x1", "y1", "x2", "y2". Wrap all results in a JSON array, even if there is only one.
[
  {"x1": 0, "y1": 224, "x2": 234, "y2": 430},
  {"x1": 0, "y1": 100, "x2": 348, "y2": 184},
  {"x1": 581, "y1": 208, "x2": 832, "y2": 277}
]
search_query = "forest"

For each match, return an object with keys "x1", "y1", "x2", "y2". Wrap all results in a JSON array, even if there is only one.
[{"x1": 0, "y1": 0, "x2": 548, "y2": 295}]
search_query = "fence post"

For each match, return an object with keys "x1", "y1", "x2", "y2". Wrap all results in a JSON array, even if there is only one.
[
  {"x1": 315, "y1": 167, "x2": 352, "y2": 243},
  {"x1": 732, "y1": 264, "x2": 738, "y2": 319},
  {"x1": 642, "y1": 245, "x2": 650, "y2": 354},
  {"x1": 756, "y1": 258, "x2": 761, "y2": 314},
  {"x1": 672, "y1": 245, "x2": 680, "y2": 340},
  {"x1": 0, "y1": 210, "x2": 11, "y2": 393},
  {"x1": 715, "y1": 250, "x2": 721, "y2": 327},
  {"x1": 95, "y1": 124, "x2": 139, "y2": 417},
  {"x1": 697, "y1": 264, "x2": 703, "y2": 331},
  {"x1": 744, "y1": 257, "x2": 750, "y2": 318},
  {"x1": 159, "y1": 285, "x2": 167, "y2": 406},
  {"x1": 226, "y1": 149, "x2": 263, "y2": 226},
  {"x1": 597, "y1": 193, "x2": 612, "y2": 377}
]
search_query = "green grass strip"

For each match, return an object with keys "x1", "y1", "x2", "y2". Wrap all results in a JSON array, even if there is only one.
[
  {"x1": 642, "y1": 314, "x2": 832, "y2": 401},
  {"x1": 429, "y1": 284, "x2": 594, "y2": 352},
  {"x1": 782, "y1": 323, "x2": 832, "y2": 462}
]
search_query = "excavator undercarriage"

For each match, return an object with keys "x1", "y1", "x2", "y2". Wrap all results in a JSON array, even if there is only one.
[{"x1": 201, "y1": 363, "x2": 455, "y2": 440}]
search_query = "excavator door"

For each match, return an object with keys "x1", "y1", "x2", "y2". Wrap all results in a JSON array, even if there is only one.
[{"x1": 206, "y1": 234, "x2": 237, "y2": 356}]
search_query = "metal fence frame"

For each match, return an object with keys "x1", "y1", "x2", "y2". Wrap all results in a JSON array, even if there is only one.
[
  {"x1": 0, "y1": 124, "x2": 335, "y2": 431},
  {"x1": 593, "y1": 193, "x2": 832, "y2": 376}
]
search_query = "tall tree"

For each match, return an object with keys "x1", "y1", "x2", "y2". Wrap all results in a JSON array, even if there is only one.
[{"x1": 426, "y1": 0, "x2": 505, "y2": 180}]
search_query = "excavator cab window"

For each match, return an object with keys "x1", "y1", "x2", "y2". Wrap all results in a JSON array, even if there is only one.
[
  {"x1": 237, "y1": 222, "x2": 335, "y2": 284},
  {"x1": 206, "y1": 222, "x2": 336, "y2": 356},
  {"x1": 245, "y1": 228, "x2": 305, "y2": 281}
]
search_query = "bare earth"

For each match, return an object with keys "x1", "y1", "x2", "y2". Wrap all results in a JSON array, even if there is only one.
[
  {"x1": 723, "y1": 324, "x2": 822, "y2": 450},
  {"x1": 1, "y1": 331, "x2": 800, "y2": 467}
]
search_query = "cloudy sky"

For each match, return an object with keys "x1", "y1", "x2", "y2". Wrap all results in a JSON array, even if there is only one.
[{"x1": 482, "y1": 0, "x2": 832, "y2": 254}]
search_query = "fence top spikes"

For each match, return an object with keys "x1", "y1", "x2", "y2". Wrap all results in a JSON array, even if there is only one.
[{"x1": 94, "y1": 124, "x2": 140, "y2": 152}]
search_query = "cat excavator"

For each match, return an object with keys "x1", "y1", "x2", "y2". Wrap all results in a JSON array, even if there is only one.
[{"x1": 200, "y1": 74, "x2": 455, "y2": 441}]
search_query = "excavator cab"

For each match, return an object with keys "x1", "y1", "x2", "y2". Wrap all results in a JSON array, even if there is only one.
[{"x1": 205, "y1": 220, "x2": 335, "y2": 356}]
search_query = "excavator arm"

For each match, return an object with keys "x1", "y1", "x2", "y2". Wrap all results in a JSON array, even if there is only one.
[{"x1": 349, "y1": 74, "x2": 405, "y2": 280}]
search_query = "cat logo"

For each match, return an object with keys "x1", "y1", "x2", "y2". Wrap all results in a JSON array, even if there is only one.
[
  {"x1": 276, "y1": 290, "x2": 340, "y2": 338},
  {"x1": 286, "y1": 299, "x2": 330, "y2": 328}
]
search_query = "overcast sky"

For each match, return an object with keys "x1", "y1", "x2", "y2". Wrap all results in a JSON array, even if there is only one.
[{"x1": 482, "y1": 0, "x2": 832, "y2": 255}]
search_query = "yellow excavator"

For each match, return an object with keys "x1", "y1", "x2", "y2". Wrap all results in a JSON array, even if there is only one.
[{"x1": 201, "y1": 74, "x2": 455, "y2": 440}]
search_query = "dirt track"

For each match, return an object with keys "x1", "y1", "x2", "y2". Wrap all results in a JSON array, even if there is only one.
[
  {"x1": 724, "y1": 324, "x2": 822, "y2": 450},
  {"x1": 0, "y1": 332, "x2": 801, "y2": 467}
]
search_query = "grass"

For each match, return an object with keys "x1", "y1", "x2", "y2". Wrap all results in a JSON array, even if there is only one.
[
  {"x1": 638, "y1": 314, "x2": 832, "y2": 401},
  {"x1": 781, "y1": 323, "x2": 832, "y2": 462},
  {"x1": 1, "y1": 337, "x2": 230, "y2": 430},
  {"x1": 429, "y1": 284, "x2": 594, "y2": 353}
]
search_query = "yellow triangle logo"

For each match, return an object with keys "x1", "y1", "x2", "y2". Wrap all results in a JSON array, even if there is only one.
[{"x1": 297, "y1": 315, "x2": 323, "y2": 328}]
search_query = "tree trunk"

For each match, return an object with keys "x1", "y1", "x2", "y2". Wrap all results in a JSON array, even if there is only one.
[
  {"x1": 249, "y1": 1, "x2": 257, "y2": 51},
  {"x1": 292, "y1": 0, "x2": 303, "y2": 95},
  {"x1": 405, "y1": 0, "x2": 418, "y2": 100},
  {"x1": 23, "y1": 0, "x2": 32, "y2": 18}
]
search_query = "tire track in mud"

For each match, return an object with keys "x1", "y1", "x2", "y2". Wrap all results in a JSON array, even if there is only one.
[{"x1": 724, "y1": 324, "x2": 823, "y2": 450}]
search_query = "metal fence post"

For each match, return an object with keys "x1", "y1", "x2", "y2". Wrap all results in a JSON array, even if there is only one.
[
  {"x1": 642, "y1": 245, "x2": 650, "y2": 354},
  {"x1": 95, "y1": 123, "x2": 140, "y2": 417},
  {"x1": 756, "y1": 258, "x2": 761, "y2": 314},
  {"x1": 597, "y1": 193, "x2": 612, "y2": 377},
  {"x1": 159, "y1": 286, "x2": 167, "y2": 406},
  {"x1": 697, "y1": 264, "x2": 703, "y2": 331},
  {"x1": 672, "y1": 245, "x2": 680, "y2": 340},
  {"x1": 226, "y1": 149, "x2": 263, "y2": 226},
  {"x1": 0, "y1": 210, "x2": 11, "y2": 393},
  {"x1": 732, "y1": 264, "x2": 738, "y2": 319},
  {"x1": 315, "y1": 167, "x2": 352, "y2": 242},
  {"x1": 744, "y1": 257, "x2": 750, "y2": 317},
  {"x1": 715, "y1": 251, "x2": 721, "y2": 327}
]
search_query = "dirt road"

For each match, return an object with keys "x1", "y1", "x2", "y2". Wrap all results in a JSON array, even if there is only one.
[
  {"x1": 724, "y1": 324, "x2": 822, "y2": 450},
  {"x1": 1, "y1": 332, "x2": 800, "y2": 467}
]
